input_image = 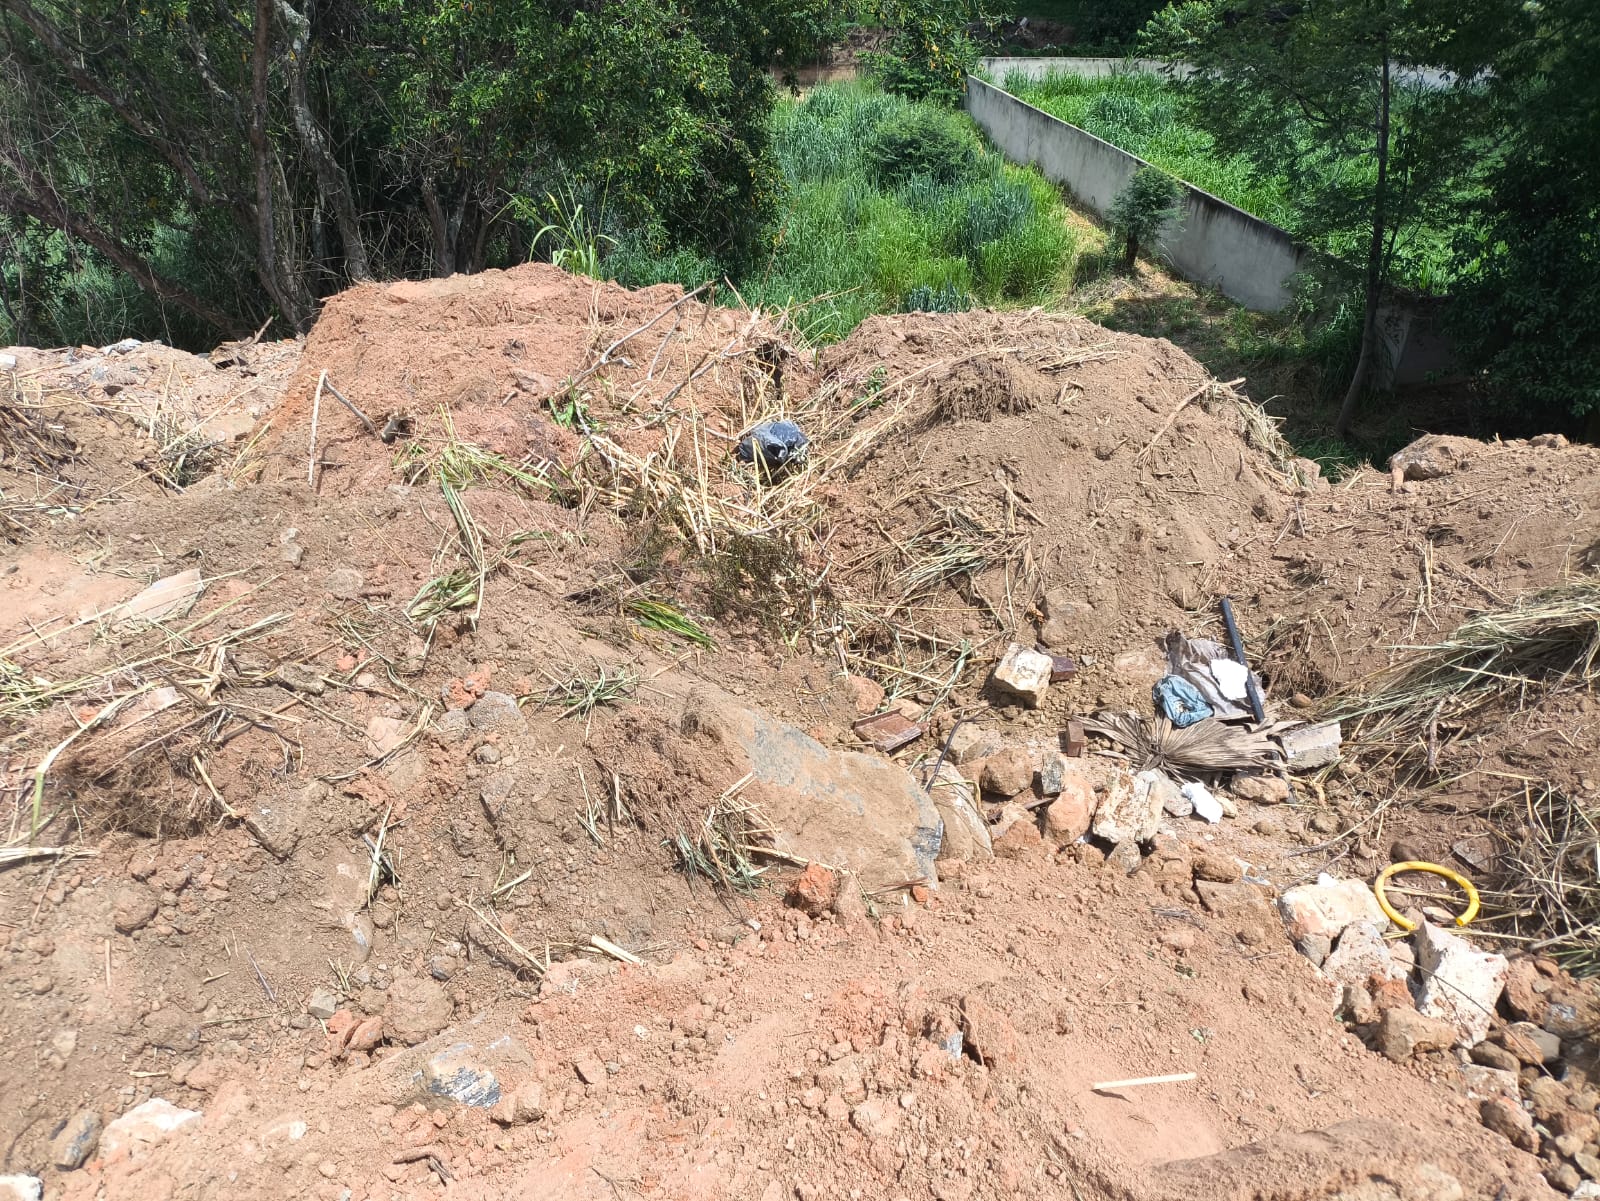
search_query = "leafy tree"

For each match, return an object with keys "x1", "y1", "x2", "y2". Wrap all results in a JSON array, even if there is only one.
[
  {"x1": 0, "y1": 0, "x2": 842, "y2": 343},
  {"x1": 1447, "y1": 0, "x2": 1600, "y2": 425},
  {"x1": 1144, "y1": 0, "x2": 1516, "y2": 436},
  {"x1": 1108, "y1": 166, "x2": 1181, "y2": 271},
  {"x1": 862, "y1": 0, "x2": 993, "y2": 105}
]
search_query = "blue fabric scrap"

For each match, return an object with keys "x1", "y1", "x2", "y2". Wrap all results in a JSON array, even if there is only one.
[{"x1": 1154, "y1": 674, "x2": 1214, "y2": 728}]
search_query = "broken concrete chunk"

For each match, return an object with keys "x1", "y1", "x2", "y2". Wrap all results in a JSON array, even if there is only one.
[
  {"x1": 1323, "y1": 921, "x2": 1407, "y2": 994},
  {"x1": 1413, "y1": 922, "x2": 1508, "y2": 1047},
  {"x1": 0, "y1": 1177, "x2": 42, "y2": 1201},
  {"x1": 989, "y1": 642, "x2": 1052, "y2": 708},
  {"x1": 1092, "y1": 768, "x2": 1160, "y2": 846},
  {"x1": 272, "y1": 662, "x2": 326, "y2": 695},
  {"x1": 945, "y1": 723, "x2": 1000, "y2": 766},
  {"x1": 99, "y1": 1098, "x2": 202, "y2": 1160},
  {"x1": 1278, "y1": 875, "x2": 1388, "y2": 945},
  {"x1": 1388, "y1": 434, "x2": 1476, "y2": 483},
  {"x1": 112, "y1": 568, "x2": 203, "y2": 633},
  {"x1": 929, "y1": 764, "x2": 992, "y2": 863},
  {"x1": 1278, "y1": 723, "x2": 1342, "y2": 770}
]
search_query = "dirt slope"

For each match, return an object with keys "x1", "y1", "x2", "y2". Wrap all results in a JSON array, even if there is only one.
[{"x1": 3, "y1": 264, "x2": 1598, "y2": 1201}]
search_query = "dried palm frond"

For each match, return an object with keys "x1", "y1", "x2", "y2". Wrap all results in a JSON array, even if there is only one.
[
  {"x1": 1331, "y1": 582, "x2": 1600, "y2": 762},
  {"x1": 1084, "y1": 709, "x2": 1290, "y2": 776}
]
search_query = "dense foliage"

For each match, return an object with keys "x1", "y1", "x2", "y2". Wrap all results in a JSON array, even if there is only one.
[
  {"x1": 0, "y1": 0, "x2": 843, "y2": 345},
  {"x1": 697, "y1": 85, "x2": 1076, "y2": 341},
  {"x1": 1446, "y1": 0, "x2": 1600, "y2": 424},
  {"x1": 1143, "y1": 0, "x2": 1516, "y2": 434}
]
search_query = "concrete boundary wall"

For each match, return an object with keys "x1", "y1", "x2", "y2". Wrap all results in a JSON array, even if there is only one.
[
  {"x1": 964, "y1": 75, "x2": 1305, "y2": 312},
  {"x1": 978, "y1": 57, "x2": 1188, "y2": 83}
]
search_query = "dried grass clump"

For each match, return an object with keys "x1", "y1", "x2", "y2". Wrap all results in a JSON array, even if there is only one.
[
  {"x1": 664, "y1": 774, "x2": 777, "y2": 893},
  {"x1": 1332, "y1": 582, "x2": 1600, "y2": 771},
  {"x1": 1495, "y1": 786, "x2": 1600, "y2": 976}
]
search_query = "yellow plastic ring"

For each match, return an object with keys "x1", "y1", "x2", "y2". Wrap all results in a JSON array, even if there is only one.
[{"x1": 1374, "y1": 860, "x2": 1480, "y2": 932}]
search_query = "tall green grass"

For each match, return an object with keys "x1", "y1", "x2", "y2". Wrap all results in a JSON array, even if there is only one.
[
  {"x1": 609, "y1": 83, "x2": 1081, "y2": 343},
  {"x1": 1009, "y1": 69, "x2": 1294, "y2": 226}
]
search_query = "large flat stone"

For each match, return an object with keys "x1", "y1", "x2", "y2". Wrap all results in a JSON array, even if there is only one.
[{"x1": 693, "y1": 697, "x2": 944, "y2": 888}]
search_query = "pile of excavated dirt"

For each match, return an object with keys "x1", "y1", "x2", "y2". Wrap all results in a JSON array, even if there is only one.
[{"x1": 3, "y1": 264, "x2": 1599, "y2": 1201}]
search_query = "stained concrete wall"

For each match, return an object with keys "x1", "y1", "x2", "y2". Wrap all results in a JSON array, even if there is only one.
[
  {"x1": 978, "y1": 57, "x2": 1190, "y2": 83},
  {"x1": 965, "y1": 76, "x2": 1306, "y2": 312}
]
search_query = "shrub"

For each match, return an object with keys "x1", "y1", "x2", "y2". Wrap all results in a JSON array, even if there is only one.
[
  {"x1": 1108, "y1": 166, "x2": 1183, "y2": 272},
  {"x1": 864, "y1": 109, "x2": 978, "y2": 187}
]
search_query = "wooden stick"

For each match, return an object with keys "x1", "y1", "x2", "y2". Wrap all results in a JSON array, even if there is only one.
[
  {"x1": 1135, "y1": 378, "x2": 1244, "y2": 465},
  {"x1": 1091, "y1": 1072, "x2": 1197, "y2": 1093},
  {"x1": 322, "y1": 377, "x2": 379, "y2": 436},
  {"x1": 588, "y1": 934, "x2": 643, "y2": 965},
  {"x1": 307, "y1": 369, "x2": 326, "y2": 486}
]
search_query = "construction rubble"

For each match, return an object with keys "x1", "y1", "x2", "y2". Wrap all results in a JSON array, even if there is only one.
[{"x1": 6, "y1": 264, "x2": 1600, "y2": 1201}]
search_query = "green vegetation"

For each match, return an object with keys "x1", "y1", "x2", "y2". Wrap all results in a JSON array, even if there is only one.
[
  {"x1": 1010, "y1": 70, "x2": 1293, "y2": 226},
  {"x1": 613, "y1": 85, "x2": 1079, "y2": 342},
  {"x1": 1107, "y1": 166, "x2": 1182, "y2": 272}
]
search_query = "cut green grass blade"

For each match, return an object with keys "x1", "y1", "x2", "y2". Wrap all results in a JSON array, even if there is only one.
[{"x1": 626, "y1": 597, "x2": 713, "y2": 648}]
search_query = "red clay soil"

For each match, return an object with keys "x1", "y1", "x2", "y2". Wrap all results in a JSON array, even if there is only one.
[{"x1": 2, "y1": 264, "x2": 1597, "y2": 1201}]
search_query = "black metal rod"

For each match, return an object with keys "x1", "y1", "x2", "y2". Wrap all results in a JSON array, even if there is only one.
[{"x1": 1220, "y1": 597, "x2": 1267, "y2": 724}]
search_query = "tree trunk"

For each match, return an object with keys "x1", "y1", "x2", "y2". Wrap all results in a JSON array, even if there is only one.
[
  {"x1": 272, "y1": 0, "x2": 371, "y2": 282},
  {"x1": 420, "y1": 179, "x2": 454, "y2": 276},
  {"x1": 1335, "y1": 48, "x2": 1393, "y2": 439},
  {"x1": 249, "y1": 0, "x2": 310, "y2": 329}
]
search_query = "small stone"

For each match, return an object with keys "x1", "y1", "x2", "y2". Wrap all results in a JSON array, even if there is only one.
[
  {"x1": 1231, "y1": 772, "x2": 1289, "y2": 804},
  {"x1": 946, "y1": 724, "x2": 1000, "y2": 766},
  {"x1": 1192, "y1": 853, "x2": 1241, "y2": 884},
  {"x1": 1043, "y1": 782, "x2": 1095, "y2": 847},
  {"x1": 385, "y1": 975, "x2": 452, "y2": 1046},
  {"x1": 1374, "y1": 1007, "x2": 1459, "y2": 1062},
  {"x1": 490, "y1": 1082, "x2": 545, "y2": 1126},
  {"x1": 1479, "y1": 1098, "x2": 1539, "y2": 1152},
  {"x1": 467, "y1": 691, "x2": 525, "y2": 732},
  {"x1": 1037, "y1": 753, "x2": 1072, "y2": 796},
  {"x1": 1459, "y1": 1064, "x2": 1520, "y2": 1102},
  {"x1": 113, "y1": 886, "x2": 159, "y2": 934},
  {"x1": 786, "y1": 863, "x2": 839, "y2": 917},
  {"x1": 1499, "y1": 1021, "x2": 1561, "y2": 1065},
  {"x1": 980, "y1": 750, "x2": 1033, "y2": 797},
  {"x1": 845, "y1": 676, "x2": 885, "y2": 717},
  {"x1": 1524, "y1": 1075, "x2": 1573, "y2": 1123},
  {"x1": 1547, "y1": 1163, "x2": 1583, "y2": 1195},
  {"x1": 1549, "y1": 1108, "x2": 1600, "y2": 1142},
  {"x1": 991, "y1": 810, "x2": 1044, "y2": 860},
  {"x1": 325, "y1": 568, "x2": 364, "y2": 599},
  {"x1": 1339, "y1": 983, "x2": 1376, "y2": 1026},
  {"x1": 1470, "y1": 1042, "x2": 1520, "y2": 1073},
  {"x1": 989, "y1": 642, "x2": 1053, "y2": 708},
  {"x1": 50, "y1": 1109, "x2": 102, "y2": 1170},
  {"x1": 1106, "y1": 838, "x2": 1142, "y2": 875},
  {"x1": 850, "y1": 1098, "x2": 899, "y2": 1139},
  {"x1": 1252, "y1": 818, "x2": 1283, "y2": 837},
  {"x1": 306, "y1": 987, "x2": 339, "y2": 1022},
  {"x1": 574, "y1": 1056, "x2": 607, "y2": 1085},
  {"x1": 280, "y1": 543, "x2": 305, "y2": 567},
  {"x1": 1309, "y1": 811, "x2": 1341, "y2": 835},
  {"x1": 1323, "y1": 921, "x2": 1406, "y2": 992}
]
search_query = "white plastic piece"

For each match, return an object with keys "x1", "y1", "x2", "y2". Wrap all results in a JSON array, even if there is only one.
[
  {"x1": 1182, "y1": 781, "x2": 1224, "y2": 824},
  {"x1": 1209, "y1": 658, "x2": 1249, "y2": 701}
]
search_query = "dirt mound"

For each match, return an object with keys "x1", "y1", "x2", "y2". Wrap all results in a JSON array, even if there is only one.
[
  {"x1": 2, "y1": 335, "x2": 299, "y2": 542},
  {"x1": 5, "y1": 264, "x2": 1600, "y2": 1201}
]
